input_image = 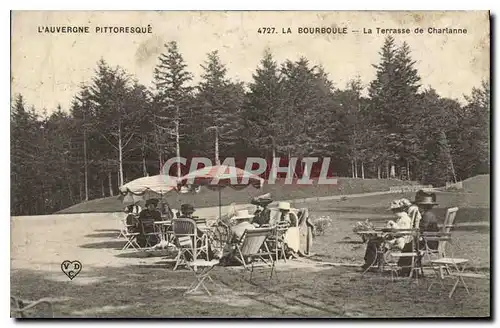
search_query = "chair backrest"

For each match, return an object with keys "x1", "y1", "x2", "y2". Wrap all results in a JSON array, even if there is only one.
[
  {"x1": 442, "y1": 207, "x2": 459, "y2": 233},
  {"x1": 239, "y1": 227, "x2": 274, "y2": 255},
  {"x1": 172, "y1": 218, "x2": 197, "y2": 249},
  {"x1": 139, "y1": 218, "x2": 155, "y2": 234},
  {"x1": 120, "y1": 218, "x2": 134, "y2": 234},
  {"x1": 435, "y1": 207, "x2": 458, "y2": 256}
]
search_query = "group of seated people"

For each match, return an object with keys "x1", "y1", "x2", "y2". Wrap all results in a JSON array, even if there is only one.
[
  {"x1": 361, "y1": 190, "x2": 440, "y2": 276},
  {"x1": 124, "y1": 199, "x2": 200, "y2": 248},
  {"x1": 123, "y1": 194, "x2": 300, "y2": 264}
]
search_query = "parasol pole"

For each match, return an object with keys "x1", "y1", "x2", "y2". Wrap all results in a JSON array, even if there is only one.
[{"x1": 218, "y1": 186, "x2": 222, "y2": 220}]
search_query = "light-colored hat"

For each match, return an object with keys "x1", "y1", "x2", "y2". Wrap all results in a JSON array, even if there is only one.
[
  {"x1": 388, "y1": 200, "x2": 404, "y2": 211},
  {"x1": 400, "y1": 198, "x2": 412, "y2": 207},
  {"x1": 278, "y1": 202, "x2": 291, "y2": 211},
  {"x1": 232, "y1": 210, "x2": 255, "y2": 220}
]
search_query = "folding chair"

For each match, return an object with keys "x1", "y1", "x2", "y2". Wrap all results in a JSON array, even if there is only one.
[
  {"x1": 184, "y1": 259, "x2": 221, "y2": 296},
  {"x1": 233, "y1": 227, "x2": 276, "y2": 280},
  {"x1": 427, "y1": 257, "x2": 471, "y2": 298},
  {"x1": 11, "y1": 296, "x2": 54, "y2": 318},
  {"x1": 172, "y1": 218, "x2": 209, "y2": 271},
  {"x1": 420, "y1": 207, "x2": 459, "y2": 274},
  {"x1": 421, "y1": 230, "x2": 470, "y2": 298},
  {"x1": 120, "y1": 219, "x2": 141, "y2": 251},
  {"x1": 266, "y1": 221, "x2": 290, "y2": 262}
]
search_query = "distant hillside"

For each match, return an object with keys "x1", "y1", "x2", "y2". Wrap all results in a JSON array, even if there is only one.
[
  {"x1": 57, "y1": 178, "x2": 419, "y2": 214},
  {"x1": 462, "y1": 174, "x2": 490, "y2": 195}
]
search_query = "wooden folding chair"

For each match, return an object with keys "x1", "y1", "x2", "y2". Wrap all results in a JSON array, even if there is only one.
[
  {"x1": 427, "y1": 257, "x2": 471, "y2": 298},
  {"x1": 420, "y1": 207, "x2": 459, "y2": 273},
  {"x1": 120, "y1": 219, "x2": 141, "y2": 251},
  {"x1": 233, "y1": 227, "x2": 276, "y2": 280},
  {"x1": 266, "y1": 221, "x2": 290, "y2": 262},
  {"x1": 184, "y1": 259, "x2": 222, "y2": 296},
  {"x1": 421, "y1": 230, "x2": 470, "y2": 298}
]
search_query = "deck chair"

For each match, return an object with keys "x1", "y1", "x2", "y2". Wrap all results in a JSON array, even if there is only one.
[
  {"x1": 11, "y1": 296, "x2": 54, "y2": 318},
  {"x1": 172, "y1": 218, "x2": 209, "y2": 271},
  {"x1": 233, "y1": 227, "x2": 276, "y2": 280},
  {"x1": 120, "y1": 219, "x2": 141, "y2": 251},
  {"x1": 266, "y1": 221, "x2": 290, "y2": 262}
]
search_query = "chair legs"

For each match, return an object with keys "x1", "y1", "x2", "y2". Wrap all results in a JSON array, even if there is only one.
[
  {"x1": 184, "y1": 265, "x2": 218, "y2": 296},
  {"x1": 122, "y1": 235, "x2": 140, "y2": 251}
]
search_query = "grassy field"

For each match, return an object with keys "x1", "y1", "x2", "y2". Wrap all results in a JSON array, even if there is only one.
[
  {"x1": 11, "y1": 176, "x2": 490, "y2": 317},
  {"x1": 57, "y1": 177, "x2": 420, "y2": 214}
]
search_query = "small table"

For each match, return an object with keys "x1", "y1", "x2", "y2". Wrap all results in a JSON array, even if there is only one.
[{"x1": 428, "y1": 257, "x2": 471, "y2": 298}]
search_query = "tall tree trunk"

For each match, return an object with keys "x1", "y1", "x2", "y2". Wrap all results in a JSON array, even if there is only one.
[
  {"x1": 377, "y1": 165, "x2": 381, "y2": 179},
  {"x1": 83, "y1": 129, "x2": 89, "y2": 201},
  {"x1": 118, "y1": 123, "x2": 124, "y2": 187},
  {"x1": 79, "y1": 175, "x2": 83, "y2": 202},
  {"x1": 361, "y1": 161, "x2": 365, "y2": 179},
  {"x1": 385, "y1": 161, "x2": 389, "y2": 179},
  {"x1": 407, "y1": 159, "x2": 411, "y2": 181},
  {"x1": 67, "y1": 181, "x2": 73, "y2": 204},
  {"x1": 108, "y1": 171, "x2": 114, "y2": 196},
  {"x1": 215, "y1": 127, "x2": 220, "y2": 165},
  {"x1": 175, "y1": 118, "x2": 181, "y2": 177},
  {"x1": 351, "y1": 160, "x2": 355, "y2": 178},
  {"x1": 271, "y1": 141, "x2": 277, "y2": 179},
  {"x1": 101, "y1": 178, "x2": 105, "y2": 198},
  {"x1": 141, "y1": 136, "x2": 148, "y2": 177},
  {"x1": 354, "y1": 158, "x2": 358, "y2": 178}
]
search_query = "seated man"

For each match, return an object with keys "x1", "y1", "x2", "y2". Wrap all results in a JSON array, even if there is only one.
[{"x1": 178, "y1": 204, "x2": 198, "y2": 219}]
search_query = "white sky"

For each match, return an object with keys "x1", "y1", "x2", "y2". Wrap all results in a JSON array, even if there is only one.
[{"x1": 11, "y1": 11, "x2": 490, "y2": 114}]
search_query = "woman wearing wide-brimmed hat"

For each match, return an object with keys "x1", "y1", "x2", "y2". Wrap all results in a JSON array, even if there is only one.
[{"x1": 361, "y1": 200, "x2": 412, "y2": 271}]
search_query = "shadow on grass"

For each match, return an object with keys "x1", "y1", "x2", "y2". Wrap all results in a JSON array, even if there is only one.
[
  {"x1": 114, "y1": 251, "x2": 174, "y2": 259},
  {"x1": 84, "y1": 232, "x2": 120, "y2": 238},
  {"x1": 336, "y1": 240, "x2": 365, "y2": 245},
  {"x1": 93, "y1": 229, "x2": 120, "y2": 233},
  {"x1": 80, "y1": 241, "x2": 125, "y2": 250}
]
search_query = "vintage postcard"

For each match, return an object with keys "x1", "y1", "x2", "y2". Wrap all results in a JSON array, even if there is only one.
[{"x1": 10, "y1": 11, "x2": 490, "y2": 318}]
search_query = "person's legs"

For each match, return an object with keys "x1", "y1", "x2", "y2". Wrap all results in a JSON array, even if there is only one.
[
  {"x1": 363, "y1": 238, "x2": 382, "y2": 270},
  {"x1": 397, "y1": 242, "x2": 414, "y2": 277}
]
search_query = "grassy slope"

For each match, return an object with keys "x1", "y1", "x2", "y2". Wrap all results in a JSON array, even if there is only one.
[{"x1": 57, "y1": 178, "x2": 419, "y2": 214}]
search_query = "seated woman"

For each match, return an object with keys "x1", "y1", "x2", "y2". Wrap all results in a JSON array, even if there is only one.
[
  {"x1": 136, "y1": 199, "x2": 162, "y2": 247},
  {"x1": 361, "y1": 199, "x2": 412, "y2": 271}
]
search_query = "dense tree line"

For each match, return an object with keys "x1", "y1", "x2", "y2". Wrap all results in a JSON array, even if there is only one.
[{"x1": 11, "y1": 36, "x2": 490, "y2": 215}]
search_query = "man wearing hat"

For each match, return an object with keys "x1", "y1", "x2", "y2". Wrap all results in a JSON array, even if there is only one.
[
  {"x1": 415, "y1": 190, "x2": 439, "y2": 249},
  {"x1": 179, "y1": 203, "x2": 197, "y2": 219}
]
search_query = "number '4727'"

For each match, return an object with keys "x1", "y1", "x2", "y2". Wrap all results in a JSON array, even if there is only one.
[{"x1": 258, "y1": 27, "x2": 276, "y2": 34}]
